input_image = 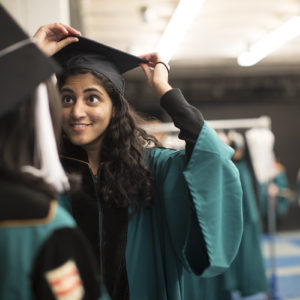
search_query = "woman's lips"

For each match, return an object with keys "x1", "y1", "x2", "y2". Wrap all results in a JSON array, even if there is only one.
[{"x1": 70, "y1": 123, "x2": 91, "y2": 131}]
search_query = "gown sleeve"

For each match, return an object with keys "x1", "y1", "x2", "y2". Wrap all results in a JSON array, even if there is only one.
[
  {"x1": 31, "y1": 226, "x2": 101, "y2": 300},
  {"x1": 149, "y1": 89, "x2": 243, "y2": 278}
]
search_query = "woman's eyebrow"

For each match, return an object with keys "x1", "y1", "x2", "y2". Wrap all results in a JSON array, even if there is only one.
[
  {"x1": 60, "y1": 88, "x2": 74, "y2": 93},
  {"x1": 83, "y1": 88, "x2": 104, "y2": 95}
]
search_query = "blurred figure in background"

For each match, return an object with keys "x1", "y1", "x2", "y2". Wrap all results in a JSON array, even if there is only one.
[
  {"x1": 210, "y1": 130, "x2": 268, "y2": 300},
  {"x1": 258, "y1": 156, "x2": 293, "y2": 231}
]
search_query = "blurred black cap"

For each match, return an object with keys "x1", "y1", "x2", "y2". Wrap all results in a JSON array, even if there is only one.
[
  {"x1": 0, "y1": 4, "x2": 60, "y2": 116},
  {"x1": 53, "y1": 35, "x2": 147, "y2": 94}
]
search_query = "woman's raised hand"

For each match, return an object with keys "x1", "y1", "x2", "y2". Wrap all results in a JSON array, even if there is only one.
[
  {"x1": 139, "y1": 52, "x2": 172, "y2": 98},
  {"x1": 33, "y1": 23, "x2": 81, "y2": 56}
]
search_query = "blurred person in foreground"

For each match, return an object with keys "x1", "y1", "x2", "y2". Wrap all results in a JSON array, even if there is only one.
[{"x1": 0, "y1": 5, "x2": 101, "y2": 300}]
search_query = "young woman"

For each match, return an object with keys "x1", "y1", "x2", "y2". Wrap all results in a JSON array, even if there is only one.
[
  {"x1": 0, "y1": 7, "x2": 100, "y2": 299},
  {"x1": 35, "y1": 23, "x2": 244, "y2": 300}
]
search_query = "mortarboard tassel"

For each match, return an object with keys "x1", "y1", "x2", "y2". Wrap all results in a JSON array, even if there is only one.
[{"x1": 22, "y1": 82, "x2": 70, "y2": 193}]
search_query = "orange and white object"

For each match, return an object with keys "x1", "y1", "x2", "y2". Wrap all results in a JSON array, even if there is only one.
[{"x1": 45, "y1": 260, "x2": 84, "y2": 300}]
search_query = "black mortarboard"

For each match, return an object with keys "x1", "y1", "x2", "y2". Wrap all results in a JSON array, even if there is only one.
[
  {"x1": 0, "y1": 4, "x2": 60, "y2": 116},
  {"x1": 53, "y1": 36, "x2": 147, "y2": 94}
]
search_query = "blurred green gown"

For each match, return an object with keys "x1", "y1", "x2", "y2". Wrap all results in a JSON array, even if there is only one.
[
  {"x1": 221, "y1": 158, "x2": 268, "y2": 297},
  {"x1": 258, "y1": 166, "x2": 291, "y2": 219}
]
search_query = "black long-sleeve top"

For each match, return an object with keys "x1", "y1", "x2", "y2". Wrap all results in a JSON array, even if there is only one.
[{"x1": 160, "y1": 88, "x2": 204, "y2": 158}]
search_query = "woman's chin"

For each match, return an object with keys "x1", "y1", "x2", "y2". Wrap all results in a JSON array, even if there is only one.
[{"x1": 69, "y1": 137, "x2": 88, "y2": 147}]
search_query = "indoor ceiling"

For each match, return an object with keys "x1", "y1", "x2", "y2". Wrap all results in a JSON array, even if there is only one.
[{"x1": 78, "y1": 0, "x2": 300, "y2": 76}]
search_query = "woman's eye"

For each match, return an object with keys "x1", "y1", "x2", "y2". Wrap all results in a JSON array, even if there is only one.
[
  {"x1": 87, "y1": 95, "x2": 100, "y2": 103},
  {"x1": 62, "y1": 95, "x2": 74, "y2": 104}
]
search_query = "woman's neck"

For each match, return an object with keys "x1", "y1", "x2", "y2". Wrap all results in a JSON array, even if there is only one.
[
  {"x1": 83, "y1": 143, "x2": 102, "y2": 176},
  {"x1": 88, "y1": 151, "x2": 100, "y2": 176}
]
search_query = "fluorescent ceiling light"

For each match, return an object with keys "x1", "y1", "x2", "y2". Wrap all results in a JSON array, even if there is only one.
[
  {"x1": 155, "y1": 0, "x2": 206, "y2": 63},
  {"x1": 238, "y1": 16, "x2": 300, "y2": 67}
]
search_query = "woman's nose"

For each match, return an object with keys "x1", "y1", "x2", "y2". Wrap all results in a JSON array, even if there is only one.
[{"x1": 71, "y1": 100, "x2": 86, "y2": 119}]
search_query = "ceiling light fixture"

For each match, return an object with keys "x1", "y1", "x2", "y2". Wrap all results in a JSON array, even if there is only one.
[
  {"x1": 238, "y1": 16, "x2": 300, "y2": 67},
  {"x1": 155, "y1": 0, "x2": 206, "y2": 63}
]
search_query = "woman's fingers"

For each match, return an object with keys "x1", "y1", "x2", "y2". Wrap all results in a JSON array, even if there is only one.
[
  {"x1": 60, "y1": 23, "x2": 81, "y2": 36},
  {"x1": 56, "y1": 36, "x2": 79, "y2": 51},
  {"x1": 34, "y1": 23, "x2": 80, "y2": 41},
  {"x1": 48, "y1": 23, "x2": 69, "y2": 36},
  {"x1": 33, "y1": 23, "x2": 81, "y2": 55},
  {"x1": 139, "y1": 63, "x2": 152, "y2": 81},
  {"x1": 139, "y1": 52, "x2": 162, "y2": 67},
  {"x1": 139, "y1": 53, "x2": 172, "y2": 98}
]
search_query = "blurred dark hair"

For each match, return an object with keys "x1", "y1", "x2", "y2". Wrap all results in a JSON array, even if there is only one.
[
  {"x1": 58, "y1": 68, "x2": 161, "y2": 209},
  {"x1": 0, "y1": 79, "x2": 62, "y2": 197}
]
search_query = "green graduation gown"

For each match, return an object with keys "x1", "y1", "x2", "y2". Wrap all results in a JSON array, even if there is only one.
[{"x1": 60, "y1": 121, "x2": 243, "y2": 300}]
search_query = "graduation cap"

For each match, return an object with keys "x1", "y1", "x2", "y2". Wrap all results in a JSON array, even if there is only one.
[
  {"x1": 0, "y1": 4, "x2": 60, "y2": 116},
  {"x1": 53, "y1": 35, "x2": 147, "y2": 94},
  {"x1": 0, "y1": 4, "x2": 69, "y2": 192}
]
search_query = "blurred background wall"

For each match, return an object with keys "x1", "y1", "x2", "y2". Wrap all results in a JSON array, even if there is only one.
[
  {"x1": 1, "y1": 0, "x2": 299, "y2": 229},
  {"x1": 0, "y1": 0, "x2": 70, "y2": 35}
]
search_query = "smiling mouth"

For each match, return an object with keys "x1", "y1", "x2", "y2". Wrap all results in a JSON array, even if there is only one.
[{"x1": 71, "y1": 124, "x2": 91, "y2": 129}]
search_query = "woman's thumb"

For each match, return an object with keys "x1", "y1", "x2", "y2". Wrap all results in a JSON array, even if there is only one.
[{"x1": 57, "y1": 36, "x2": 79, "y2": 51}]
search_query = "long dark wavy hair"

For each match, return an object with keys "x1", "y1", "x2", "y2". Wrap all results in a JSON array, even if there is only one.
[
  {"x1": 0, "y1": 80, "x2": 62, "y2": 197},
  {"x1": 58, "y1": 68, "x2": 161, "y2": 208}
]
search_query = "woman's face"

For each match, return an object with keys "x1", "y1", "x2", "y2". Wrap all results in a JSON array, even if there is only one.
[{"x1": 60, "y1": 73, "x2": 114, "y2": 151}]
